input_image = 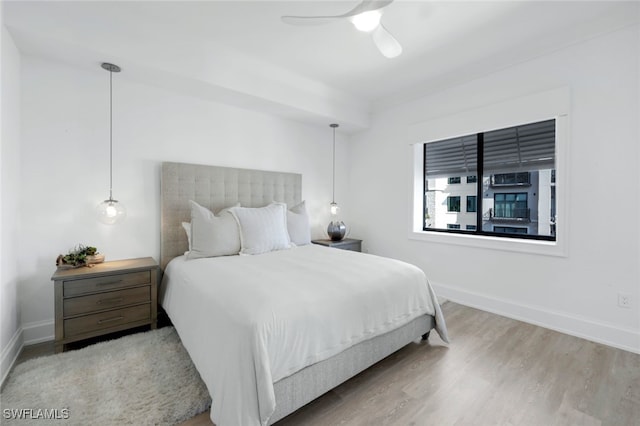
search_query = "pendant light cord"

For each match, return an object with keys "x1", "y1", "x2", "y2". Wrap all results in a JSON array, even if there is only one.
[
  {"x1": 332, "y1": 126, "x2": 335, "y2": 203},
  {"x1": 109, "y1": 68, "x2": 113, "y2": 201},
  {"x1": 330, "y1": 123, "x2": 339, "y2": 204},
  {"x1": 101, "y1": 62, "x2": 121, "y2": 201}
]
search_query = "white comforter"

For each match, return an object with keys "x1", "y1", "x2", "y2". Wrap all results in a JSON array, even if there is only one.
[{"x1": 161, "y1": 244, "x2": 448, "y2": 426}]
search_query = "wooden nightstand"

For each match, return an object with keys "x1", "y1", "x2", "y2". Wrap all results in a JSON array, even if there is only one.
[
  {"x1": 51, "y1": 257, "x2": 158, "y2": 353},
  {"x1": 312, "y1": 238, "x2": 362, "y2": 252}
]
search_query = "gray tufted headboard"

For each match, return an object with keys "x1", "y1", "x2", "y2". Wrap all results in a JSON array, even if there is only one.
[{"x1": 160, "y1": 162, "x2": 302, "y2": 270}]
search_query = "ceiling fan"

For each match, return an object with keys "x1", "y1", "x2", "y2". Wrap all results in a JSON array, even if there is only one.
[{"x1": 281, "y1": 0, "x2": 402, "y2": 59}]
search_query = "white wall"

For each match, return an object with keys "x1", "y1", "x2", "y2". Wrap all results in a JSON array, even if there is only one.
[
  {"x1": 18, "y1": 56, "x2": 350, "y2": 343},
  {"x1": 1, "y1": 25, "x2": 23, "y2": 381},
  {"x1": 349, "y1": 25, "x2": 640, "y2": 352}
]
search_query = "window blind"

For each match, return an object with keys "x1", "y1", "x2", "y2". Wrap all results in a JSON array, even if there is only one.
[
  {"x1": 424, "y1": 119, "x2": 555, "y2": 177},
  {"x1": 484, "y1": 119, "x2": 555, "y2": 172},
  {"x1": 424, "y1": 135, "x2": 477, "y2": 177}
]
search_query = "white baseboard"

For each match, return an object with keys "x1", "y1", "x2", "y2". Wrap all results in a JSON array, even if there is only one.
[
  {"x1": 1, "y1": 320, "x2": 57, "y2": 388},
  {"x1": 22, "y1": 319, "x2": 54, "y2": 346},
  {"x1": 1, "y1": 327, "x2": 24, "y2": 388},
  {"x1": 432, "y1": 281, "x2": 640, "y2": 354}
]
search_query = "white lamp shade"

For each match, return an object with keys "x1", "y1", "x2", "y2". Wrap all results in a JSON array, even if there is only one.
[
  {"x1": 96, "y1": 199, "x2": 126, "y2": 225},
  {"x1": 330, "y1": 202, "x2": 340, "y2": 215}
]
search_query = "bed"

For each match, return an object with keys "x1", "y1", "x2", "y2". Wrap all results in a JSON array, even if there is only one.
[{"x1": 159, "y1": 162, "x2": 448, "y2": 425}]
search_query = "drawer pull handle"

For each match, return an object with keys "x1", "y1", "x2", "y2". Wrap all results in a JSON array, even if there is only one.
[
  {"x1": 97, "y1": 297, "x2": 124, "y2": 305},
  {"x1": 97, "y1": 316, "x2": 124, "y2": 325},
  {"x1": 97, "y1": 279, "x2": 123, "y2": 286}
]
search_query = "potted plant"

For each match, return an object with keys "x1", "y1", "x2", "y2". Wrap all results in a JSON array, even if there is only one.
[{"x1": 56, "y1": 245, "x2": 104, "y2": 269}]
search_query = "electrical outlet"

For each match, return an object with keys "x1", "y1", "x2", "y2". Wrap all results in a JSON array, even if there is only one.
[{"x1": 618, "y1": 293, "x2": 632, "y2": 309}]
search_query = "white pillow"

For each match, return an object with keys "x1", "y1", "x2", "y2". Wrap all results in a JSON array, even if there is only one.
[
  {"x1": 181, "y1": 222, "x2": 192, "y2": 252},
  {"x1": 187, "y1": 201, "x2": 241, "y2": 259},
  {"x1": 287, "y1": 201, "x2": 311, "y2": 246},
  {"x1": 229, "y1": 203, "x2": 291, "y2": 255}
]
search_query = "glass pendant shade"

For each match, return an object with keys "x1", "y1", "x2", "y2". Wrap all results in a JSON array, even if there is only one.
[
  {"x1": 96, "y1": 198, "x2": 126, "y2": 225},
  {"x1": 330, "y1": 202, "x2": 339, "y2": 216}
]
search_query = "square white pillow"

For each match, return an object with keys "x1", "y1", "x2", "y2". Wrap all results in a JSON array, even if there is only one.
[
  {"x1": 187, "y1": 201, "x2": 241, "y2": 259},
  {"x1": 229, "y1": 203, "x2": 291, "y2": 255},
  {"x1": 287, "y1": 201, "x2": 311, "y2": 246}
]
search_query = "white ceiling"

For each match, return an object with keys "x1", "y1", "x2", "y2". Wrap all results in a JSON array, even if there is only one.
[{"x1": 3, "y1": 1, "x2": 639, "y2": 131}]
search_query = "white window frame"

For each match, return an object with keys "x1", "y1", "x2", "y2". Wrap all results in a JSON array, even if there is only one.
[{"x1": 408, "y1": 87, "x2": 570, "y2": 257}]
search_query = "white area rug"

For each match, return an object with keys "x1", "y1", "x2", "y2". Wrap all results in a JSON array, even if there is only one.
[{"x1": 1, "y1": 327, "x2": 211, "y2": 425}]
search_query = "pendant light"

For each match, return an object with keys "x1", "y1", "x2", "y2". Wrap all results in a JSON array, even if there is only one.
[
  {"x1": 327, "y1": 123, "x2": 346, "y2": 241},
  {"x1": 96, "y1": 62, "x2": 126, "y2": 225}
]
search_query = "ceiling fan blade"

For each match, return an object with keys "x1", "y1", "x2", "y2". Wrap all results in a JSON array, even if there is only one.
[
  {"x1": 372, "y1": 23, "x2": 402, "y2": 58},
  {"x1": 281, "y1": 0, "x2": 394, "y2": 25},
  {"x1": 281, "y1": 16, "x2": 342, "y2": 26},
  {"x1": 343, "y1": 0, "x2": 395, "y2": 17}
]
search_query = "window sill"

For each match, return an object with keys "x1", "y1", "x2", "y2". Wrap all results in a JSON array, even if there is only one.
[{"x1": 408, "y1": 229, "x2": 567, "y2": 257}]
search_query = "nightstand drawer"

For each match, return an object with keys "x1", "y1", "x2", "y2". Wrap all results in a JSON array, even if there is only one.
[
  {"x1": 337, "y1": 241, "x2": 361, "y2": 251},
  {"x1": 63, "y1": 271, "x2": 151, "y2": 297},
  {"x1": 64, "y1": 304, "x2": 151, "y2": 338},
  {"x1": 63, "y1": 286, "x2": 151, "y2": 317}
]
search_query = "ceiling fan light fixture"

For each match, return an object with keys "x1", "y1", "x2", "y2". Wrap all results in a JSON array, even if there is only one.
[
  {"x1": 282, "y1": 0, "x2": 402, "y2": 59},
  {"x1": 351, "y1": 10, "x2": 382, "y2": 32}
]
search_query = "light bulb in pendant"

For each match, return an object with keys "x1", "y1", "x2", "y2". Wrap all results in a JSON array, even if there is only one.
[{"x1": 96, "y1": 198, "x2": 126, "y2": 225}]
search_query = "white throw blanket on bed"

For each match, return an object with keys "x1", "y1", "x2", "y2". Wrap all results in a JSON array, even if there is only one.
[{"x1": 161, "y1": 245, "x2": 448, "y2": 426}]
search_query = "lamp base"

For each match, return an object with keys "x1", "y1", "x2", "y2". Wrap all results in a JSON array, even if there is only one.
[{"x1": 327, "y1": 221, "x2": 346, "y2": 241}]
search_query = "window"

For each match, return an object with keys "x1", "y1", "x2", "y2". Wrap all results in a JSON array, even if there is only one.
[
  {"x1": 493, "y1": 193, "x2": 528, "y2": 219},
  {"x1": 466, "y1": 225, "x2": 477, "y2": 231},
  {"x1": 491, "y1": 172, "x2": 530, "y2": 186},
  {"x1": 466, "y1": 196, "x2": 477, "y2": 213},
  {"x1": 424, "y1": 119, "x2": 555, "y2": 241},
  {"x1": 447, "y1": 224, "x2": 461, "y2": 230},
  {"x1": 494, "y1": 226, "x2": 528, "y2": 234},
  {"x1": 447, "y1": 196, "x2": 461, "y2": 212}
]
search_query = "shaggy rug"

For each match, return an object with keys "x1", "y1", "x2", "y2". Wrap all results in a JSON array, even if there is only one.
[{"x1": 1, "y1": 327, "x2": 211, "y2": 425}]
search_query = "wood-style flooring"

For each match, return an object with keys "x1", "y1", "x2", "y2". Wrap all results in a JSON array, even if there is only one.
[
  {"x1": 9, "y1": 303, "x2": 640, "y2": 425},
  {"x1": 182, "y1": 302, "x2": 640, "y2": 426}
]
